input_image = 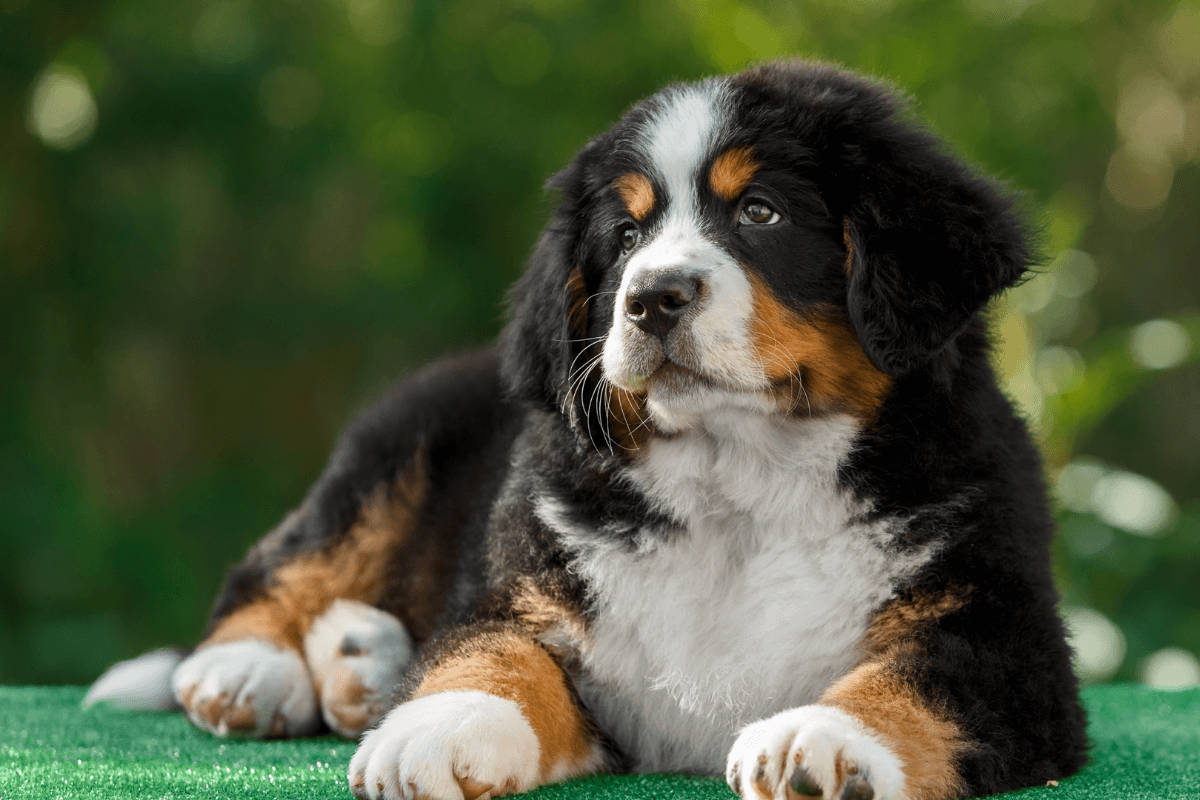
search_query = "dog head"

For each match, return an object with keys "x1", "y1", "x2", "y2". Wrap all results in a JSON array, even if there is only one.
[{"x1": 502, "y1": 60, "x2": 1029, "y2": 446}]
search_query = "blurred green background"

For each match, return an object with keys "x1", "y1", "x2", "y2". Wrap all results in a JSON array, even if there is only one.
[{"x1": 2, "y1": 0, "x2": 1198, "y2": 690}]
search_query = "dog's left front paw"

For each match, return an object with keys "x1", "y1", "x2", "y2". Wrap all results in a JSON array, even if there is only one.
[
  {"x1": 304, "y1": 599, "x2": 414, "y2": 738},
  {"x1": 348, "y1": 691, "x2": 540, "y2": 800},
  {"x1": 726, "y1": 705, "x2": 904, "y2": 800}
]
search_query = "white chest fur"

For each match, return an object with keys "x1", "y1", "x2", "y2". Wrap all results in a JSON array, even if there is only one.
[{"x1": 538, "y1": 412, "x2": 932, "y2": 775}]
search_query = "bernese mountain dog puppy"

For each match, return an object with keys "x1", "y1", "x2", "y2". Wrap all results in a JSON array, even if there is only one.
[{"x1": 88, "y1": 60, "x2": 1088, "y2": 800}]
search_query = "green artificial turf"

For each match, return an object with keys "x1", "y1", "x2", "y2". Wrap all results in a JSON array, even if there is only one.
[{"x1": 0, "y1": 684, "x2": 1196, "y2": 799}]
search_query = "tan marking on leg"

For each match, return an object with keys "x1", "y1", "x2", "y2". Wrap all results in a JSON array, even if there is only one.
[
  {"x1": 202, "y1": 451, "x2": 429, "y2": 653},
  {"x1": 710, "y1": 146, "x2": 758, "y2": 201},
  {"x1": 566, "y1": 267, "x2": 588, "y2": 337},
  {"x1": 746, "y1": 272, "x2": 892, "y2": 420},
  {"x1": 843, "y1": 217, "x2": 855, "y2": 277},
  {"x1": 821, "y1": 648, "x2": 968, "y2": 800},
  {"x1": 511, "y1": 578, "x2": 590, "y2": 647},
  {"x1": 613, "y1": 173, "x2": 655, "y2": 220},
  {"x1": 413, "y1": 630, "x2": 596, "y2": 782},
  {"x1": 325, "y1": 669, "x2": 372, "y2": 733},
  {"x1": 862, "y1": 587, "x2": 972, "y2": 657}
]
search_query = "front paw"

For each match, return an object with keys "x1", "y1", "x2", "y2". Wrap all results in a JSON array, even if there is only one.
[
  {"x1": 348, "y1": 691, "x2": 540, "y2": 800},
  {"x1": 172, "y1": 639, "x2": 320, "y2": 738},
  {"x1": 305, "y1": 599, "x2": 414, "y2": 738},
  {"x1": 726, "y1": 705, "x2": 904, "y2": 800}
]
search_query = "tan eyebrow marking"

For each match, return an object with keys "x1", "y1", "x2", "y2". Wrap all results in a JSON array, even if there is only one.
[
  {"x1": 709, "y1": 145, "x2": 758, "y2": 201},
  {"x1": 612, "y1": 173, "x2": 655, "y2": 220}
]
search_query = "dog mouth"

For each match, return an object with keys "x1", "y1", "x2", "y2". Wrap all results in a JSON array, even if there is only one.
[{"x1": 620, "y1": 358, "x2": 757, "y2": 403}]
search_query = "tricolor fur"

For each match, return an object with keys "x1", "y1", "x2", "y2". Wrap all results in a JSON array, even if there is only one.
[{"x1": 90, "y1": 61, "x2": 1087, "y2": 800}]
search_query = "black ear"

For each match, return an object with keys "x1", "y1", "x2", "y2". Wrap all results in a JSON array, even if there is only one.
[
  {"x1": 499, "y1": 221, "x2": 578, "y2": 410},
  {"x1": 499, "y1": 138, "x2": 605, "y2": 410},
  {"x1": 841, "y1": 119, "x2": 1031, "y2": 376}
]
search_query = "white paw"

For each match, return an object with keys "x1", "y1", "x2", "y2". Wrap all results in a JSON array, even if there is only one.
[
  {"x1": 726, "y1": 705, "x2": 905, "y2": 800},
  {"x1": 348, "y1": 691, "x2": 540, "y2": 800},
  {"x1": 172, "y1": 639, "x2": 320, "y2": 738},
  {"x1": 304, "y1": 599, "x2": 414, "y2": 738}
]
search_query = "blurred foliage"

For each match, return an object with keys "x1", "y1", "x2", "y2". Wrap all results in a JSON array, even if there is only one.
[{"x1": 1, "y1": 0, "x2": 1198, "y2": 688}]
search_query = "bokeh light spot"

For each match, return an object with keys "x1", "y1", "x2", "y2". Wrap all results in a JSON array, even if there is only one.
[
  {"x1": 1064, "y1": 606, "x2": 1126, "y2": 684},
  {"x1": 1140, "y1": 647, "x2": 1200, "y2": 690},
  {"x1": 26, "y1": 64, "x2": 98, "y2": 150},
  {"x1": 1056, "y1": 457, "x2": 1107, "y2": 513},
  {"x1": 1090, "y1": 470, "x2": 1176, "y2": 535},
  {"x1": 1036, "y1": 346, "x2": 1086, "y2": 396},
  {"x1": 1129, "y1": 318, "x2": 1191, "y2": 370},
  {"x1": 1117, "y1": 73, "x2": 1186, "y2": 164},
  {"x1": 1051, "y1": 249, "x2": 1098, "y2": 299},
  {"x1": 1156, "y1": 3, "x2": 1200, "y2": 86},
  {"x1": 1105, "y1": 145, "x2": 1174, "y2": 210}
]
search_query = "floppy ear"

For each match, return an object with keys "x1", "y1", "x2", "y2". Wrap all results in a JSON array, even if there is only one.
[
  {"x1": 499, "y1": 138, "x2": 605, "y2": 411},
  {"x1": 841, "y1": 125, "x2": 1031, "y2": 376}
]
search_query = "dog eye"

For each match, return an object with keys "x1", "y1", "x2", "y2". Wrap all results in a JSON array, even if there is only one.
[
  {"x1": 739, "y1": 201, "x2": 781, "y2": 225},
  {"x1": 620, "y1": 226, "x2": 641, "y2": 251}
]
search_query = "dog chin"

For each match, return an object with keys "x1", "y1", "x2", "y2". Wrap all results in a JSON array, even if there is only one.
[{"x1": 639, "y1": 363, "x2": 775, "y2": 432}]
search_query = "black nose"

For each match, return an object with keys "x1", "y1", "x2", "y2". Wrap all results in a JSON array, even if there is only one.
[{"x1": 625, "y1": 271, "x2": 700, "y2": 339}]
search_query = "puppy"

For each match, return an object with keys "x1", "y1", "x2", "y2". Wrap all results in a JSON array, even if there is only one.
[{"x1": 89, "y1": 60, "x2": 1087, "y2": 800}]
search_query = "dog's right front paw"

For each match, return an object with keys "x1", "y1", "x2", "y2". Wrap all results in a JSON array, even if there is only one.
[
  {"x1": 173, "y1": 639, "x2": 320, "y2": 738},
  {"x1": 348, "y1": 691, "x2": 540, "y2": 800}
]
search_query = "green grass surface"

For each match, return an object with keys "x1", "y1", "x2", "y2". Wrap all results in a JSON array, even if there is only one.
[{"x1": 1, "y1": 685, "x2": 1196, "y2": 799}]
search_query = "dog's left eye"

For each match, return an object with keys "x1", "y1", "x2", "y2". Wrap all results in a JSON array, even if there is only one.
[
  {"x1": 620, "y1": 226, "x2": 641, "y2": 251},
  {"x1": 739, "y1": 201, "x2": 781, "y2": 225}
]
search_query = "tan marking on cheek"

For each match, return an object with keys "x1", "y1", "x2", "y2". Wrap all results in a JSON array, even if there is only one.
[
  {"x1": 613, "y1": 173, "x2": 655, "y2": 220},
  {"x1": 202, "y1": 451, "x2": 429, "y2": 654},
  {"x1": 566, "y1": 267, "x2": 588, "y2": 337},
  {"x1": 710, "y1": 145, "x2": 758, "y2": 201},
  {"x1": 842, "y1": 217, "x2": 855, "y2": 277},
  {"x1": 862, "y1": 588, "x2": 972, "y2": 657},
  {"x1": 746, "y1": 273, "x2": 892, "y2": 420},
  {"x1": 821, "y1": 648, "x2": 968, "y2": 800},
  {"x1": 412, "y1": 631, "x2": 596, "y2": 782},
  {"x1": 607, "y1": 385, "x2": 652, "y2": 454}
]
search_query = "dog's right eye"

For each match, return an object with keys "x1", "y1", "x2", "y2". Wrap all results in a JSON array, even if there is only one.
[{"x1": 620, "y1": 227, "x2": 641, "y2": 252}]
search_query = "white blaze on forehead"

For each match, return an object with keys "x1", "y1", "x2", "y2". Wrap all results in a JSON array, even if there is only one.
[{"x1": 642, "y1": 80, "x2": 731, "y2": 218}]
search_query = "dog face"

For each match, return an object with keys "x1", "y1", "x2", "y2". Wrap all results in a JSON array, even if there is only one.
[{"x1": 502, "y1": 61, "x2": 1030, "y2": 444}]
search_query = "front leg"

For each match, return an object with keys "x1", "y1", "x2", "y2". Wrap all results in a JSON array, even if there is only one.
[
  {"x1": 727, "y1": 585, "x2": 1087, "y2": 800},
  {"x1": 349, "y1": 623, "x2": 605, "y2": 800},
  {"x1": 725, "y1": 646, "x2": 960, "y2": 800}
]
